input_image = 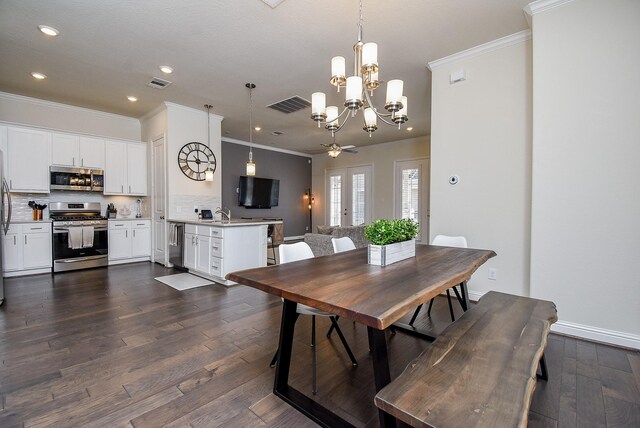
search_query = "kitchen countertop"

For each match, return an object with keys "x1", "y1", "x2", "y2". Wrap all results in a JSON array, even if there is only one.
[
  {"x1": 11, "y1": 219, "x2": 53, "y2": 224},
  {"x1": 167, "y1": 218, "x2": 282, "y2": 227},
  {"x1": 108, "y1": 217, "x2": 152, "y2": 221}
]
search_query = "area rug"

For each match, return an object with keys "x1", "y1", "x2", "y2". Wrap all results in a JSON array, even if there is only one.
[{"x1": 154, "y1": 273, "x2": 214, "y2": 291}]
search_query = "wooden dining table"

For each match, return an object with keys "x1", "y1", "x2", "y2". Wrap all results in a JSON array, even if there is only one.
[{"x1": 227, "y1": 244, "x2": 496, "y2": 428}]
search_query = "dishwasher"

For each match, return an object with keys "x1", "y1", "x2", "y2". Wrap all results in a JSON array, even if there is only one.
[{"x1": 168, "y1": 222, "x2": 185, "y2": 269}]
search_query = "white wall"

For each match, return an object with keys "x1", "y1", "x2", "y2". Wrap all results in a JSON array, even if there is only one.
[
  {"x1": 0, "y1": 92, "x2": 140, "y2": 140},
  {"x1": 311, "y1": 136, "x2": 429, "y2": 230},
  {"x1": 429, "y1": 33, "x2": 532, "y2": 298},
  {"x1": 165, "y1": 103, "x2": 223, "y2": 219},
  {"x1": 529, "y1": 0, "x2": 640, "y2": 345}
]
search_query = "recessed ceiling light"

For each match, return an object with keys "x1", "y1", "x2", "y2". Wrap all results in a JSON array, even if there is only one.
[
  {"x1": 127, "y1": 96, "x2": 138, "y2": 102},
  {"x1": 31, "y1": 72, "x2": 47, "y2": 80},
  {"x1": 38, "y1": 25, "x2": 60, "y2": 37},
  {"x1": 406, "y1": 127, "x2": 414, "y2": 131},
  {"x1": 254, "y1": 126, "x2": 261, "y2": 131},
  {"x1": 159, "y1": 65, "x2": 173, "y2": 74}
]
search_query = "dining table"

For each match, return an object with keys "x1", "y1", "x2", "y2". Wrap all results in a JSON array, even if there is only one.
[{"x1": 227, "y1": 243, "x2": 496, "y2": 428}]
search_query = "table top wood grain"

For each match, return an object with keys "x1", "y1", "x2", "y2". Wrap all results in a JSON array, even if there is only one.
[{"x1": 227, "y1": 244, "x2": 496, "y2": 330}]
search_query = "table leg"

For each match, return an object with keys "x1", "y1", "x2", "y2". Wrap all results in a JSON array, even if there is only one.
[
  {"x1": 367, "y1": 327, "x2": 397, "y2": 428},
  {"x1": 273, "y1": 299, "x2": 355, "y2": 428}
]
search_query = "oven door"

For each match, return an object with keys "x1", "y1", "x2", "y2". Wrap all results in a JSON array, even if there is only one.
[{"x1": 52, "y1": 225, "x2": 108, "y2": 272}]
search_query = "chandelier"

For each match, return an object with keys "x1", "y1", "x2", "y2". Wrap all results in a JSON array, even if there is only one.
[{"x1": 310, "y1": 0, "x2": 408, "y2": 137}]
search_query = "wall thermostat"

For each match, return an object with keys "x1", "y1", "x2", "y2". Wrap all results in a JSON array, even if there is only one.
[{"x1": 448, "y1": 175, "x2": 460, "y2": 185}]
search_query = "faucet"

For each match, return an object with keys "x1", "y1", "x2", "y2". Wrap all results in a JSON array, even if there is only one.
[{"x1": 215, "y1": 208, "x2": 231, "y2": 221}]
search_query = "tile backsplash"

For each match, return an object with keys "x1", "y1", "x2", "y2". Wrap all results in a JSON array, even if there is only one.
[
  {"x1": 9, "y1": 192, "x2": 149, "y2": 221},
  {"x1": 169, "y1": 194, "x2": 221, "y2": 220}
]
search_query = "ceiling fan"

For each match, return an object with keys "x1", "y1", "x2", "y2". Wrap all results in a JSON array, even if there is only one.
[{"x1": 321, "y1": 140, "x2": 358, "y2": 158}]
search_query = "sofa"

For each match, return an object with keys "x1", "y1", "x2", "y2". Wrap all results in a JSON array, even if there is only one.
[{"x1": 303, "y1": 225, "x2": 369, "y2": 256}]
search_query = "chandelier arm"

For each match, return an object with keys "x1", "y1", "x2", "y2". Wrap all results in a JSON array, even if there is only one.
[
  {"x1": 362, "y1": 88, "x2": 398, "y2": 126},
  {"x1": 317, "y1": 106, "x2": 351, "y2": 126},
  {"x1": 333, "y1": 108, "x2": 352, "y2": 133}
]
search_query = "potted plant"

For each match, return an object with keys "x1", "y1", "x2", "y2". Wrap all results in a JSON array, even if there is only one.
[{"x1": 364, "y1": 218, "x2": 419, "y2": 266}]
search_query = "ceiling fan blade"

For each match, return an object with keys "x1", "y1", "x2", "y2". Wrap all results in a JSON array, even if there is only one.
[
  {"x1": 343, "y1": 148, "x2": 358, "y2": 153},
  {"x1": 341, "y1": 145, "x2": 356, "y2": 149}
]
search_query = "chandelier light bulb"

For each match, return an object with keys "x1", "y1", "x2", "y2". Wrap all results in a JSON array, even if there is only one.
[
  {"x1": 311, "y1": 92, "x2": 326, "y2": 115},
  {"x1": 325, "y1": 106, "x2": 339, "y2": 132},
  {"x1": 345, "y1": 76, "x2": 363, "y2": 110},
  {"x1": 385, "y1": 79, "x2": 404, "y2": 112},
  {"x1": 364, "y1": 108, "x2": 377, "y2": 127},
  {"x1": 331, "y1": 56, "x2": 346, "y2": 78}
]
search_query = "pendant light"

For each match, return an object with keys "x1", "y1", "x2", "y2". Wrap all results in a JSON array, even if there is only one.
[
  {"x1": 246, "y1": 83, "x2": 256, "y2": 176},
  {"x1": 204, "y1": 104, "x2": 215, "y2": 181}
]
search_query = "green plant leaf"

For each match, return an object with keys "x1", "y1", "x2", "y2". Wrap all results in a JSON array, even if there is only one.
[{"x1": 364, "y1": 218, "x2": 419, "y2": 245}]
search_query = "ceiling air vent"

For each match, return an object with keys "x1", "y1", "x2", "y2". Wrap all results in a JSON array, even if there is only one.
[
  {"x1": 267, "y1": 96, "x2": 311, "y2": 114},
  {"x1": 147, "y1": 77, "x2": 173, "y2": 89}
]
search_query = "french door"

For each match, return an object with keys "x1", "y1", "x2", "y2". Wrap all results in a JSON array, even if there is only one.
[
  {"x1": 326, "y1": 165, "x2": 372, "y2": 226},
  {"x1": 394, "y1": 158, "x2": 429, "y2": 242}
]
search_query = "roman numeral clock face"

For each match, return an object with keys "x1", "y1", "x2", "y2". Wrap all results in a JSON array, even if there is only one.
[{"x1": 177, "y1": 142, "x2": 216, "y2": 181}]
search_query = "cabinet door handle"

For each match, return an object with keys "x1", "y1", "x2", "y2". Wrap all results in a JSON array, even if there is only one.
[
  {"x1": 73, "y1": 156, "x2": 75, "y2": 166},
  {"x1": 195, "y1": 236, "x2": 199, "y2": 245},
  {"x1": 13, "y1": 235, "x2": 16, "y2": 245},
  {"x1": 125, "y1": 230, "x2": 128, "y2": 238},
  {"x1": 121, "y1": 185, "x2": 124, "y2": 193},
  {"x1": 9, "y1": 179, "x2": 12, "y2": 189},
  {"x1": 133, "y1": 230, "x2": 136, "y2": 238},
  {"x1": 191, "y1": 236, "x2": 195, "y2": 245},
  {"x1": 212, "y1": 246, "x2": 219, "y2": 251},
  {"x1": 129, "y1": 185, "x2": 131, "y2": 193},
  {"x1": 81, "y1": 158, "x2": 84, "y2": 166},
  {"x1": 24, "y1": 235, "x2": 27, "y2": 245}
]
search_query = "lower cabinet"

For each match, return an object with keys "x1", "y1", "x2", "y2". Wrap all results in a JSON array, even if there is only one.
[
  {"x1": 184, "y1": 223, "x2": 268, "y2": 285},
  {"x1": 2, "y1": 223, "x2": 52, "y2": 276},
  {"x1": 108, "y1": 220, "x2": 151, "y2": 264}
]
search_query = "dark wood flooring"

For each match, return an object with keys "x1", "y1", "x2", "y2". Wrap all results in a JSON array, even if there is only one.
[{"x1": 0, "y1": 263, "x2": 638, "y2": 427}]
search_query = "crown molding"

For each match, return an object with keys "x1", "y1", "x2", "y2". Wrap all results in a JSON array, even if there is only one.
[
  {"x1": 427, "y1": 30, "x2": 531, "y2": 70},
  {"x1": 223, "y1": 137, "x2": 311, "y2": 158},
  {"x1": 524, "y1": 0, "x2": 575, "y2": 17},
  {"x1": 0, "y1": 91, "x2": 140, "y2": 123},
  {"x1": 164, "y1": 102, "x2": 224, "y2": 121}
]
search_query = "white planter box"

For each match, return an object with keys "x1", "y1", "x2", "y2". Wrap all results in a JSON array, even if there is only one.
[{"x1": 367, "y1": 239, "x2": 416, "y2": 266}]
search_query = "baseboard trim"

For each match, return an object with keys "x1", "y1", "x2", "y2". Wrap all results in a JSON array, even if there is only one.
[
  {"x1": 551, "y1": 321, "x2": 640, "y2": 350},
  {"x1": 466, "y1": 289, "x2": 640, "y2": 350}
]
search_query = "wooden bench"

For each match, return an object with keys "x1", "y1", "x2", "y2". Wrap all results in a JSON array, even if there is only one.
[{"x1": 374, "y1": 291, "x2": 558, "y2": 427}]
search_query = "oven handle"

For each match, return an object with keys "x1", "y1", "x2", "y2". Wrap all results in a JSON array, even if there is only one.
[{"x1": 54, "y1": 226, "x2": 108, "y2": 233}]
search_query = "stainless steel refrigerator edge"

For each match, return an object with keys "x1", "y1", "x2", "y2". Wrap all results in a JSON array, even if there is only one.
[{"x1": 0, "y1": 150, "x2": 13, "y2": 305}]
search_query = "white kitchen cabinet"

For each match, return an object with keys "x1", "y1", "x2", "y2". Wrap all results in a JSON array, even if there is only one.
[
  {"x1": 127, "y1": 143, "x2": 147, "y2": 195},
  {"x1": 182, "y1": 223, "x2": 268, "y2": 285},
  {"x1": 105, "y1": 141, "x2": 147, "y2": 195},
  {"x1": 6, "y1": 127, "x2": 50, "y2": 193},
  {"x1": 79, "y1": 136, "x2": 105, "y2": 168},
  {"x1": 108, "y1": 220, "x2": 151, "y2": 264},
  {"x1": 2, "y1": 223, "x2": 53, "y2": 276},
  {"x1": 184, "y1": 224, "x2": 211, "y2": 276},
  {"x1": 131, "y1": 221, "x2": 151, "y2": 258},
  {"x1": 51, "y1": 133, "x2": 105, "y2": 168}
]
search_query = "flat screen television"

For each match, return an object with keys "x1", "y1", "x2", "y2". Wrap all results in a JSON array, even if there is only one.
[{"x1": 238, "y1": 176, "x2": 280, "y2": 208}]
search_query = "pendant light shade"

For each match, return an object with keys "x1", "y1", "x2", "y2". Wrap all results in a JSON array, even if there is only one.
[{"x1": 246, "y1": 83, "x2": 257, "y2": 176}]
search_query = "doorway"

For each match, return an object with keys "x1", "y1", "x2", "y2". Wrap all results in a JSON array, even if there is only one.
[
  {"x1": 325, "y1": 165, "x2": 372, "y2": 226},
  {"x1": 152, "y1": 135, "x2": 167, "y2": 264},
  {"x1": 394, "y1": 158, "x2": 429, "y2": 242}
]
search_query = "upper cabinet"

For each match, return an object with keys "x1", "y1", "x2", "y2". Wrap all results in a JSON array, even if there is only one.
[
  {"x1": 51, "y1": 133, "x2": 105, "y2": 168},
  {"x1": 104, "y1": 141, "x2": 147, "y2": 196},
  {"x1": 6, "y1": 127, "x2": 50, "y2": 193}
]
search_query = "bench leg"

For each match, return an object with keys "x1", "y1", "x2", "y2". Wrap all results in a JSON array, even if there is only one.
[
  {"x1": 537, "y1": 353, "x2": 549, "y2": 381},
  {"x1": 446, "y1": 289, "x2": 456, "y2": 322}
]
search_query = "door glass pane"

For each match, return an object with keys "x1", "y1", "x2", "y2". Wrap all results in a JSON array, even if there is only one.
[
  {"x1": 402, "y1": 168, "x2": 419, "y2": 223},
  {"x1": 329, "y1": 175, "x2": 342, "y2": 226},
  {"x1": 352, "y1": 173, "x2": 365, "y2": 225}
]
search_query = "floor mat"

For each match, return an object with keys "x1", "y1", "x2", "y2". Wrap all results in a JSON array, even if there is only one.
[{"x1": 154, "y1": 273, "x2": 215, "y2": 290}]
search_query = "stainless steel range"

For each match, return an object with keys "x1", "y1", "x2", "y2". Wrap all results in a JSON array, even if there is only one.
[{"x1": 50, "y1": 202, "x2": 108, "y2": 272}]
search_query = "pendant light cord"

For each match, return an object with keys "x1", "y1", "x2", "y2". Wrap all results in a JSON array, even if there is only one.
[{"x1": 248, "y1": 84, "x2": 254, "y2": 161}]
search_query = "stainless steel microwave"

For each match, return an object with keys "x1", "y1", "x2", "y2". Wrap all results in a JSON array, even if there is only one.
[{"x1": 50, "y1": 166, "x2": 104, "y2": 192}]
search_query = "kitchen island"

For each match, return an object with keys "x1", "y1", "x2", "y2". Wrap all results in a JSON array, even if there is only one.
[{"x1": 168, "y1": 218, "x2": 282, "y2": 286}]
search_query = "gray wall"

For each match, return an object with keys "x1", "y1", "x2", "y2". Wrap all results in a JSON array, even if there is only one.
[{"x1": 222, "y1": 142, "x2": 312, "y2": 237}]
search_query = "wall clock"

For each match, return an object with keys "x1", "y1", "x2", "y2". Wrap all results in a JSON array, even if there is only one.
[{"x1": 177, "y1": 142, "x2": 216, "y2": 181}]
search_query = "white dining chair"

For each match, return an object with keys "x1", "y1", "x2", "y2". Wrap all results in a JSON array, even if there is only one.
[
  {"x1": 331, "y1": 236, "x2": 357, "y2": 253},
  {"x1": 270, "y1": 241, "x2": 357, "y2": 395},
  {"x1": 409, "y1": 235, "x2": 469, "y2": 325}
]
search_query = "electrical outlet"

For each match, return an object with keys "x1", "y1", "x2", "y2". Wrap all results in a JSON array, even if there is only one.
[
  {"x1": 305, "y1": 226, "x2": 309, "y2": 231},
  {"x1": 194, "y1": 207, "x2": 198, "y2": 213},
  {"x1": 176, "y1": 206, "x2": 182, "y2": 213},
  {"x1": 488, "y1": 268, "x2": 497, "y2": 281}
]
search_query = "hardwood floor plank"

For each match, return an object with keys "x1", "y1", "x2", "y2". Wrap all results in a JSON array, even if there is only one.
[
  {"x1": 596, "y1": 344, "x2": 633, "y2": 373},
  {"x1": 576, "y1": 375, "x2": 606, "y2": 428},
  {"x1": 558, "y1": 356, "x2": 577, "y2": 428},
  {"x1": 603, "y1": 395, "x2": 640, "y2": 428},
  {"x1": 628, "y1": 352, "x2": 640, "y2": 390},
  {"x1": 528, "y1": 410, "x2": 558, "y2": 428},
  {"x1": 599, "y1": 365, "x2": 640, "y2": 405},
  {"x1": 577, "y1": 341, "x2": 600, "y2": 379}
]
